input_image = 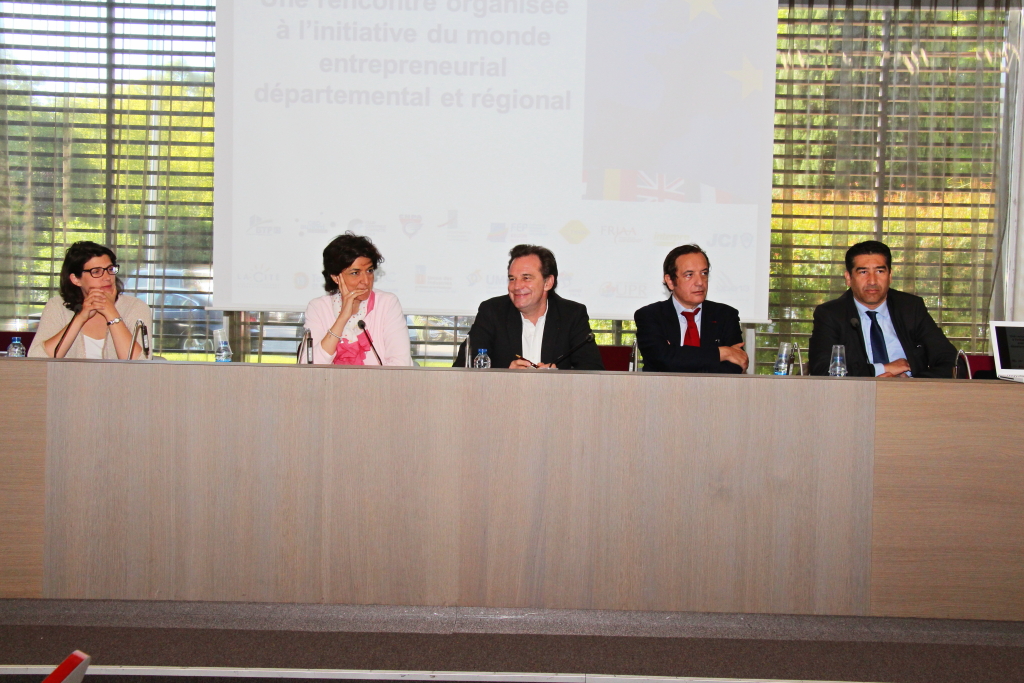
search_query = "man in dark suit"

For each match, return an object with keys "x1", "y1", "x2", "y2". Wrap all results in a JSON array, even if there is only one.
[
  {"x1": 454, "y1": 244, "x2": 603, "y2": 370},
  {"x1": 634, "y1": 244, "x2": 747, "y2": 373},
  {"x1": 808, "y1": 240, "x2": 957, "y2": 377}
]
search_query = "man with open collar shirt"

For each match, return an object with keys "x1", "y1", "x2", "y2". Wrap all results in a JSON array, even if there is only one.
[
  {"x1": 634, "y1": 244, "x2": 748, "y2": 374},
  {"x1": 808, "y1": 240, "x2": 957, "y2": 378},
  {"x1": 454, "y1": 244, "x2": 603, "y2": 371}
]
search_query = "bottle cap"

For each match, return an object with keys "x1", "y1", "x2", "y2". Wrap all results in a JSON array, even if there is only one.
[
  {"x1": 478, "y1": 348, "x2": 487, "y2": 353},
  {"x1": 12, "y1": 337, "x2": 20, "y2": 343}
]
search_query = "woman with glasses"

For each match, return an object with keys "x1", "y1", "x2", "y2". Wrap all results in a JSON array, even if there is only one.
[
  {"x1": 29, "y1": 241, "x2": 152, "y2": 359},
  {"x1": 303, "y1": 233, "x2": 413, "y2": 366}
]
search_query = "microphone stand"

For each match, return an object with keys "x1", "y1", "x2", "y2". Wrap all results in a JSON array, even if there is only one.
[
  {"x1": 129, "y1": 320, "x2": 149, "y2": 360},
  {"x1": 53, "y1": 319, "x2": 75, "y2": 358},
  {"x1": 357, "y1": 320, "x2": 383, "y2": 365},
  {"x1": 52, "y1": 303, "x2": 85, "y2": 358},
  {"x1": 550, "y1": 333, "x2": 596, "y2": 367},
  {"x1": 296, "y1": 328, "x2": 313, "y2": 364}
]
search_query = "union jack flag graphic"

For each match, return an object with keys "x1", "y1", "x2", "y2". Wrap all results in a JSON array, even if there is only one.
[
  {"x1": 634, "y1": 171, "x2": 686, "y2": 202},
  {"x1": 583, "y1": 169, "x2": 731, "y2": 204},
  {"x1": 583, "y1": 169, "x2": 687, "y2": 202}
]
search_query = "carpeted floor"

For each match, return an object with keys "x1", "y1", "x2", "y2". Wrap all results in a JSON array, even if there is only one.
[{"x1": 1, "y1": 601, "x2": 1022, "y2": 683}]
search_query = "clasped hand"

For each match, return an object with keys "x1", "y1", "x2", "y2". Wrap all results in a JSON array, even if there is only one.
[{"x1": 79, "y1": 288, "x2": 118, "y2": 322}]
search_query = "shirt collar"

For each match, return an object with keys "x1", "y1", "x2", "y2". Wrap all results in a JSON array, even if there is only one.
[
  {"x1": 853, "y1": 297, "x2": 890, "y2": 319},
  {"x1": 521, "y1": 311, "x2": 547, "y2": 328},
  {"x1": 671, "y1": 296, "x2": 701, "y2": 315}
]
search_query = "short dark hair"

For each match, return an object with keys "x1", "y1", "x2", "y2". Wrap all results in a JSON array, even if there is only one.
[
  {"x1": 663, "y1": 244, "x2": 710, "y2": 290},
  {"x1": 59, "y1": 241, "x2": 122, "y2": 310},
  {"x1": 845, "y1": 240, "x2": 892, "y2": 272},
  {"x1": 508, "y1": 244, "x2": 557, "y2": 290},
  {"x1": 322, "y1": 233, "x2": 384, "y2": 294}
]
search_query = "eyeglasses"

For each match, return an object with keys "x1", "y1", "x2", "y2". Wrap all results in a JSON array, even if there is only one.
[{"x1": 82, "y1": 265, "x2": 119, "y2": 278}]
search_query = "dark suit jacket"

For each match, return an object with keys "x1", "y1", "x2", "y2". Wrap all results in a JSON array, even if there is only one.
[
  {"x1": 808, "y1": 289, "x2": 957, "y2": 378},
  {"x1": 634, "y1": 298, "x2": 744, "y2": 373},
  {"x1": 453, "y1": 292, "x2": 604, "y2": 370}
]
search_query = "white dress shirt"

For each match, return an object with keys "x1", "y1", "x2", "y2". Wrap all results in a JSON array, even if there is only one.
[
  {"x1": 671, "y1": 296, "x2": 702, "y2": 345},
  {"x1": 521, "y1": 311, "x2": 547, "y2": 364},
  {"x1": 853, "y1": 298, "x2": 910, "y2": 376}
]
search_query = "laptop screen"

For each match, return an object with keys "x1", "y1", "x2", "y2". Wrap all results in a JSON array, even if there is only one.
[{"x1": 993, "y1": 325, "x2": 1024, "y2": 370}]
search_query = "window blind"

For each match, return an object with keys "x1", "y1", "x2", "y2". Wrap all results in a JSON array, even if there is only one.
[
  {"x1": 766, "y1": 4, "x2": 1014, "y2": 370},
  {"x1": 1, "y1": 0, "x2": 216, "y2": 356}
]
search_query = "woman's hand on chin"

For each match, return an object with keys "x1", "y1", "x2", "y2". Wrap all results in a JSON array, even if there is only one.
[{"x1": 337, "y1": 280, "x2": 366, "y2": 324}]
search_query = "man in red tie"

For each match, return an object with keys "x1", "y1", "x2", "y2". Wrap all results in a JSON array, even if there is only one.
[{"x1": 634, "y1": 244, "x2": 748, "y2": 373}]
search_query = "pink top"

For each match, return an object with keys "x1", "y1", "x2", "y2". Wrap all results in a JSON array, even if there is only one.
[
  {"x1": 331, "y1": 292, "x2": 376, "y2": 365},
  {"x1": 303, "y1": 289, "x2": 414, "y2": 366}
]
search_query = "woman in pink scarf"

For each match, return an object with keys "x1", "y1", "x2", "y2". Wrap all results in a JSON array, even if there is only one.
[{"x1": 303, "y1": 233, "x2": 413, "y2": 366}]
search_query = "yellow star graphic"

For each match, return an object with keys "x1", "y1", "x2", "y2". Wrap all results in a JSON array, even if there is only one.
[
  {"x1": 726, "y1": 55, "x2": 763, "y2": 98},
  {"x1": 687, "y1": 0, "x2": 720, "y2": 20}
]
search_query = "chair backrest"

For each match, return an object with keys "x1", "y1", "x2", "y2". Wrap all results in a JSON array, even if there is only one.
[
  {"x1": 0, "y1": 331, "x2": 36, "y2": 352},
  {"x1": 598, "y1": 345, "x2": 633, "y2": 371},
  {"x1": 966, "y1": 353, "x2": 996, "y2": 379}
]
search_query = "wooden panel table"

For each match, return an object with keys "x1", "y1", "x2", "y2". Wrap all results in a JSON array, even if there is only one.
[{"x1": 1, "y1": 358, "x2": 1021, "y2": 620}]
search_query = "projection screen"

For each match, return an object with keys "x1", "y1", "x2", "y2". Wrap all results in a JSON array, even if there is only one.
[{"x1": 214, "y1": 0, "x2": 778, "y2": 320}]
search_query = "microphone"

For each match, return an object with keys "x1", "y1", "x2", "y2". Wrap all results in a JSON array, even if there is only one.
[
  {"x1": 850, "y1": 317, "x2": 860, "y2": 329},
  {"x1": 357, "y1": 320, "x2": 383, "y2": 365},
  {"x1": 550, "y1": 332, "x2": 595, "y2": 367}
]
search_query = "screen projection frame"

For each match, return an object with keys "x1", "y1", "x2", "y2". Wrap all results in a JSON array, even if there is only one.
[{"x1": 214, "y1": 0, "x2": 776, "y2": 321}]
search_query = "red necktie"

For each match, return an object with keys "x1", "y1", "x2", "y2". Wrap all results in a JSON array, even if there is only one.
[{"x1": 680, "y1": 308, "x2": 701, "y2": 347}]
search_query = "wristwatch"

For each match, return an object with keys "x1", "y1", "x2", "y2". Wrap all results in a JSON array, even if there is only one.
[{"x1": 107, "y1": 317, "x2": 122, "y2": 326}]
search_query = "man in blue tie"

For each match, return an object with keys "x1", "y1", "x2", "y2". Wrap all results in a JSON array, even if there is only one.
[{"x1": 808, "y1": 240, "x2": 957, "y2": 377}]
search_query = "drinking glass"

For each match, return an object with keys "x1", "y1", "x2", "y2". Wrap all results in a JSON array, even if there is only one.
[
  {"x1": 773, "y1": 342, "x2": 794, "y2": 375},
  {"x1": 184, "y1": 336, "x2": 205, "y2": 361},
  {"x1": 828, "y1": 345, "x2": 847, "y2": 377}
]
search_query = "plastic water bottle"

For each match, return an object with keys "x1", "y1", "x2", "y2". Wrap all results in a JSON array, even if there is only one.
[
  {"x1": 215, "y1": 340, "x2": 233, "y2": 362},
  {"x1": 6, "y1": 337, "x2": 26, "y2": 357},
  {"x1": 473, "y1": 348, "x2": 491, "y2": 369}
]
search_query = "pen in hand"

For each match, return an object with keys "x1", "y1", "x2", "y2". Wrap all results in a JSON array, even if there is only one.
[{"x1": 514, "y1": 354, "x2": 539, "y2": 368}]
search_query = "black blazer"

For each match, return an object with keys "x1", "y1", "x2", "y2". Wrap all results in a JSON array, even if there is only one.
[
  {"x1": 453, "y1": 292, "x2": 604, "y2": 370},
  {"x1": 634, "y1": 298, "x2": 744, "y2": 373},
  {"x1": 808, "y1": 289, "x2": 957, "y2": 378}
]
